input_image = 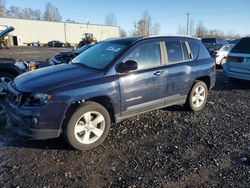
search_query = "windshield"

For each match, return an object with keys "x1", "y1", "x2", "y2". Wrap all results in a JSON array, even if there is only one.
[
  {"x1": 71, "y1": 42, "x2": 127, "y2": 70},
  {"x1": 220, "y1": 44, "x2": 234, "y2": 52},
  {"x1": 75, "y1": 45, "x2": 91, "y2": 53}
]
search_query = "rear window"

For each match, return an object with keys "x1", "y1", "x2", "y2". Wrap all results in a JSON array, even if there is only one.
[
  {"x1": 231, "y1": 38, "x2": 250, "y2": 54},
  {"x1": 199, "y1": 44, "x2": 211, "y2": 59}
]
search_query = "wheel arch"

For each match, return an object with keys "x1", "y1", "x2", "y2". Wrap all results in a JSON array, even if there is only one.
[
  {"x1": 195, "y1": 76, "x2": 211, "y2": 90},
  {"x1": 63, "y1": 95, "x2": 116, "y2": 131}
]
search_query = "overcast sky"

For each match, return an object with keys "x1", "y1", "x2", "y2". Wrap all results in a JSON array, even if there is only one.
[{"x1": 5, "y1": 0, "x2": 250, "y2": 36}]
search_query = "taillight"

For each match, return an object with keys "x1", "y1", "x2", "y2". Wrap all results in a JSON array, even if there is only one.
[{"x1": 226, "y1": 56, "x2": 244, "y2": 63}]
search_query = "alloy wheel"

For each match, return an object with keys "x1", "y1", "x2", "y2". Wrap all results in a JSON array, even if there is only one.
[
  {"x1": 74, "y1": 111, "x2": 105, "y2": 144},
  {"x1": 192, "y1": 86, "x2": 206, "y2": 108}
]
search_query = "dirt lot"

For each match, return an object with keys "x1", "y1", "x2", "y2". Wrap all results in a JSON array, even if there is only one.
[
  {"x1": 0, "y1": 46, "x2": 72, "y2": 61},
  {"x1": 0, "y1": 47, "x2": 249, "y2": 187}
]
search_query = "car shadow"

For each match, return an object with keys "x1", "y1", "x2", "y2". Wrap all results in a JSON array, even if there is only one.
[
  {"x1": 162, "y1": 105, "x2": 186, "y2": 112},
  {"x1": 1, "y1": 129, "x2": 73, "y2": 151}
]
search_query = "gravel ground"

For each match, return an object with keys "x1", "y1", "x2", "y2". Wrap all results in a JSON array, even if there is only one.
[{"x1": 0, "y1": 47, "x2": 249, "y2": 187}]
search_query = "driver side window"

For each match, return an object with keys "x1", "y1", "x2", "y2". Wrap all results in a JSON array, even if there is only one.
[{"x1": 123, "y1": 42, "x2": 161, "y2": 70}]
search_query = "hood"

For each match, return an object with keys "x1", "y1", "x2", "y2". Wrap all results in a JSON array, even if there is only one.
[
  {"x1": 13, "y1": 63, "x2": 103, "y2": 93},
  {"x1": 0, "y1": 26, "x2": 15, "y2": 39}
]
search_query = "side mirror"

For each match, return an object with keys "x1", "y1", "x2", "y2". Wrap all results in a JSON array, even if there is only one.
[{"x1": 117, "y1": 60, "x2": 138, "y2": 73}]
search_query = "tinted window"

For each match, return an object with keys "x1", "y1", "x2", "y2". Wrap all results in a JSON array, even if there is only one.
[
  {"x1": 181, "y1": 42, "x2": 189, "y2": 60},
  {"x1": 188, "y1": 42, "x2": 199, "y2": 59},
  {"x1": 231, "y1": 38, "x2": 250, "y2": 54},
  {"x1": 165, "y1": 42, "x2": 183, "y2": 63},
  {"x1": 199, "y1": 44, "x2": 211, "y2": 59},
  {"x1": 72, "y1": 42, "x2": 127, "y2": 70},
  {"x1": 124, "y1": 42, "x2": 161, "y2": 70}
]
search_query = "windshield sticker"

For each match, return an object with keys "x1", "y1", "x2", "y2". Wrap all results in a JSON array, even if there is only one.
[{"x1": 106, "y1": 46, "x2": 121, "y2": 52}]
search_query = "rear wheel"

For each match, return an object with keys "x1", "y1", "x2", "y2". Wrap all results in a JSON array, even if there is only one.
[
  {"x1": 64, "y1": 101, "x2": 111, "y2": 150},
  {"x1": 186, "y1": 81, "x2": 208, "y2": 111},
  {"x1": 0, "y1": 72, "x2": 15, "y2": 95}
]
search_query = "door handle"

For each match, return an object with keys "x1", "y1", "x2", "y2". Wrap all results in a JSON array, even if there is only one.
[{"x1": 154, "y1": 71, "x2": 164, "y2": 76}]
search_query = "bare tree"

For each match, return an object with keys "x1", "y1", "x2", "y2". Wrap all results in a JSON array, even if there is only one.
[
  {"x1": 177, "y1": 24, "x2": 186, "y2": 35},
  {"x1": 132, "y1": 10, "x2": 160, "y2": 36},
  {"x1": 195, "y1": 21, "x2": 208, "y2": 38},
  {"x1": 0, "y1": 0, "x2": 6, "y2": 17},
  {"x1": 152, "y1": 22, "x2": 160, "y2": 35},
  {"x1": 120, "y1": 28, "x2": 127, "y2": 37},
  {"x1": 105, "y1": 13, "x2": 117, "y2": 26},
  {"x1": 6, "y1": 5, "x2": 21, "y2": 18},
  {"x1": 43, "y1": 3, "x2": 62, "y2": 22},
  {"x1": 189, "y1": 19, "x2": 195, "y2": 36},
  {"x1": 32, "y1": 9, "x2": 41, "y2": 20}
]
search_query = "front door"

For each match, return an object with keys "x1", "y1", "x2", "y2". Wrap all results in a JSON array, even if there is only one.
[{"x1": 118, "y1": 40, "x2": 167, "y2": 117}]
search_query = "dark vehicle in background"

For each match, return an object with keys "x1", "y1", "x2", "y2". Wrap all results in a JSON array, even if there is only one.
[
  {"x1": 0, "y1": 58, "x2": 40, "y2": 95},
  {"x1": 47, "y1": 44, "x2": 92, "y2": 65},
  {"x1": 228, "y1": 38, "x2": 241, "y2": 45},
  {"x1": 202, "y1": 38, "x2": 228, "y2": 55},
  {"x1": 6, "y1": 36, "x2": 216, "y2": 150},
  {"x1": 47, "y1": 40, "x2": 65, "y2": 48},
  {"x1": 223, "y1": 37, "x2": 250, "y2": 81}
]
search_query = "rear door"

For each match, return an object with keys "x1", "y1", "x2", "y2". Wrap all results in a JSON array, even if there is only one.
[
  {"x1": 162, "y1": 38, "x2": 196, "y2": 102},
  {"x1": 118, "y1": 40, "x2": 167, "y2": 117}
]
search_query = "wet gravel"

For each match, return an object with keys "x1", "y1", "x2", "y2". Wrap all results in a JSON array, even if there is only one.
[{"x1": 0, "y1": 48, "x2": 249, "y2": 187}]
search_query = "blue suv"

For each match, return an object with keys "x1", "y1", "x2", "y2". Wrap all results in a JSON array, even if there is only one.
[{"x1": 6, "y1": 36, "x2": 216, "y2": 150}]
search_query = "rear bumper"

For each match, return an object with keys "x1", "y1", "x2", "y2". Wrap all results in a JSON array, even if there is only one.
[
  {"x1": 223, "y1": 66, "x2": 250, "y2": 81},
  {"x1": 7, "y1": 108, "x2": 61, "y2": 139}
]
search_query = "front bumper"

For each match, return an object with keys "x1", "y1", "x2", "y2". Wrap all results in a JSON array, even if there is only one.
[
  {"x1": 6, "y1": 99, "x2": 69, "y2": 140},
  {"x1": 7, "y1": 107, "x2": 60, "y2": 139}
]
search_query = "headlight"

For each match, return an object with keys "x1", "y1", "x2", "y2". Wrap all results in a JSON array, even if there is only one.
[{"x1": 24, "y1": 93, "x2": 52, "y2": 106}]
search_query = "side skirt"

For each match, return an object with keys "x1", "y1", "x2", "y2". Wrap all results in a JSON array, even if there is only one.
[{"x1": 115, "y1": 95, "x2": 186, "y2": 122}]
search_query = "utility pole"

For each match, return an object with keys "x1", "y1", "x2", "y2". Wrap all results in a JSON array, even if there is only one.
[{"x1": 186, "y1": 13, "x2": 190, "y2": 36}]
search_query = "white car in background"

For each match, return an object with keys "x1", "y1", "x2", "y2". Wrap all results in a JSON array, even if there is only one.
[{"x1": 214, "y1": 44, "x2": 235, "y2": 66}]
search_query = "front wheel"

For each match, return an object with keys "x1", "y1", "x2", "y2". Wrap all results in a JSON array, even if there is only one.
[
  {"x1": 64, "y1": 101, "x2": 111, "y2": 150},
  {"x1": 186, "y1": 81, "x2": 208, "y2": 111}
]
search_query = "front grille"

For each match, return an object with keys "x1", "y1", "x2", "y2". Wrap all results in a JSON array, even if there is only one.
[{"x1": 6, "y1": 84, "x2": 23, "y2": 106}]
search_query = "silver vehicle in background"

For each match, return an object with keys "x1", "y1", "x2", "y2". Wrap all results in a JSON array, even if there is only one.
[
  {"x1": 223, "y1": 37, "x2": 250, "y2": 81},
  {"x1": 214, "y1": 44, "x2": 235, "y2": 66}
]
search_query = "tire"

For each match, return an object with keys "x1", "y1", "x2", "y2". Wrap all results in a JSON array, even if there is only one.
[
  {"x1": 0, "y1": 72, "x2": 15, "y2": 96},
  {"x1": 64, "y1": 101, "x2": 111, "y2": 150},
  {"x1": 186, "y1": 81, "x2": 208, "y2": 112}
]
